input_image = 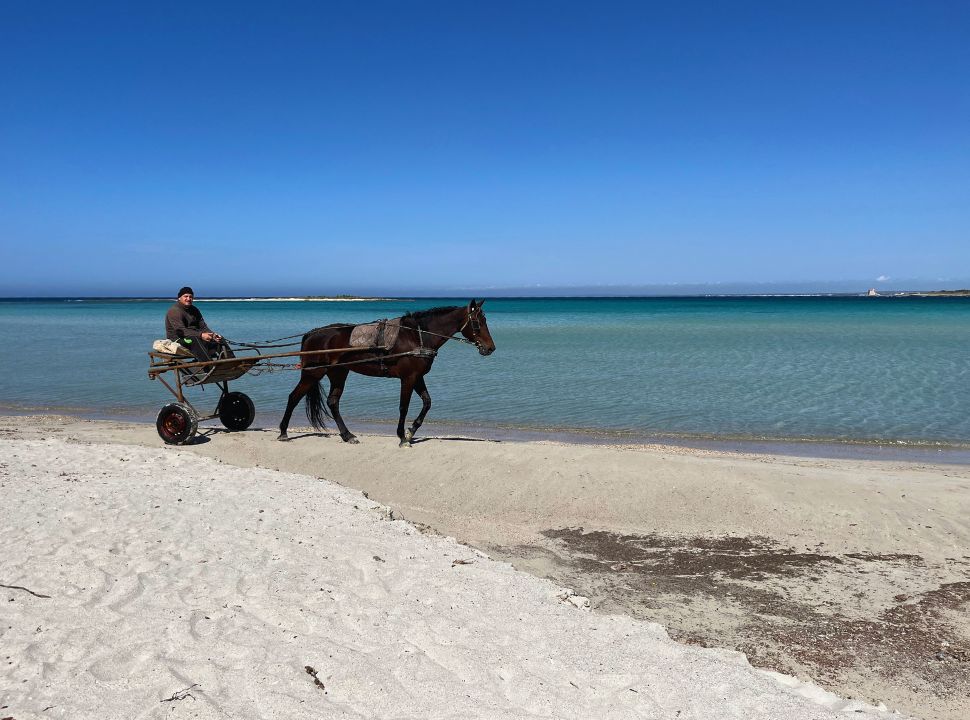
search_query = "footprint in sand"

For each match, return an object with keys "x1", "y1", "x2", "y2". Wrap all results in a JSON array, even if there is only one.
[
  {"x1": 86, "y1": 645, "x2": 156, "y2": 682},
  {"x1": 103, "y1": 572, "x2": 148, "y2": 613}
]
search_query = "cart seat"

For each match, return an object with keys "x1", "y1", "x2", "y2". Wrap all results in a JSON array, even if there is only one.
[
  {"x1": 148, "y1": 347, "x2": 260, "y2": 386},
  {"x1": 152, "y1": 338, "x2": 193, "y2": 356}
]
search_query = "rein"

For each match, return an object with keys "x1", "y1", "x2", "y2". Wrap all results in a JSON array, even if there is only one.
[
  {"x1": 404, "y1": 324, "x2": 478, "y2": 347},
  {"x1": 224, "y1": 332, "x2": 305, "y2": 349},
  {"x1": 226, "y1": 338, "x2": 303, "y2": 349},
  {"x1": 225, "y1": 308, "x2": 485, "y2": 351}
]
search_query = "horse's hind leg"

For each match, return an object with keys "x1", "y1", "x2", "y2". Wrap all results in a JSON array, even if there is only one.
[
  {"x1": 403, "y1": 376, "x2": 431, "y2": 444},
  {"x1": 326, "y1": 368, "x2": 358, "y2": 444},
  {"x1": 278, "y1": 371, "x2": 321, "y2": 441}
]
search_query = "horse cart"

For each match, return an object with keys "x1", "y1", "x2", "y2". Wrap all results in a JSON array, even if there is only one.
[
  {"x1": 148, "y1": 347, "x2": 265, "y2": 445},
  {"x1": 147, "y1": 301, "x2": 496, "y2": 446},
  {"x1": 146, "y1": 339, "x2": 439, "y2": 445}
]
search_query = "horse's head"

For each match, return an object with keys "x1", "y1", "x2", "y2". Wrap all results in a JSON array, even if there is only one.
[{"x1": 460, "y1": 299, "x2": 495, "y2": 356}]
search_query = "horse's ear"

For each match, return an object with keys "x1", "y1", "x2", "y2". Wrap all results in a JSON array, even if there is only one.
[
  {"x1": 477, "y1": 299, "x2": 486, "y2": 307},
  {"x1": 468, "y1": 299, "x2": 477, "y2": 311}
]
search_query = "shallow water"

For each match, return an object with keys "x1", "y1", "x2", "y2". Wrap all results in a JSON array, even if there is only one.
[{"x1": 1, "y1": 296, "x2": 968, "y2": 447}]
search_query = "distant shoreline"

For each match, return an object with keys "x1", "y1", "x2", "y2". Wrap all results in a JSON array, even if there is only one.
[
  {"x1": 0, "y1": 296, "x2": 410, "y2": 302},
  {"x1": 886, "y1": 289, "x2": 970, "y2": 297},
  {"x1": 201, "y1": 296, "x2": 403, "y2": 302},
  {"x1": 3, "y1": 291, "x2": 970, "y2": 302}
]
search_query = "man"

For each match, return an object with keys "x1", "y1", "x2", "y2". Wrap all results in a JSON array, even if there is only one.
[{"x1": 165, "y1": 286, "x2": 232, "y2": 363}]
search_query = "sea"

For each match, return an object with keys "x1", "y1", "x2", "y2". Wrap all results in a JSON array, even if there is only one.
[{"x1": 1, "y1": 296, "x2": 968, "y2": 461}]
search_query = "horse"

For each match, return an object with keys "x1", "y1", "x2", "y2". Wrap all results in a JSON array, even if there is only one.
[{"x1": 278, "y1": 300, "x2": 496, "y2": 446}]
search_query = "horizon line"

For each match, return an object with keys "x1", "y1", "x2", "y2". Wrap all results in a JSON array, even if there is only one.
[{"x1": 3, "y1": 291, "x2": 969, "y2": 301}]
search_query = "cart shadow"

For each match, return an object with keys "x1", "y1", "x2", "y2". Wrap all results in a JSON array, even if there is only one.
[
  {"x1": 199, "y1": 426, "x2": 337, "y2": 441},
  {"x1": 264, "y1": 428, "x2": 337, "y2": 441}
]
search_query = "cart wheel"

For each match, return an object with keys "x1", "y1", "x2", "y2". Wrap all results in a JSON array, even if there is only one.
[
  {"x1": 156, "y1": 403, "x2": 198, "y2": 445},
  {"x1": 219, "y1": 391, "x2": 255, "y2": 431}
]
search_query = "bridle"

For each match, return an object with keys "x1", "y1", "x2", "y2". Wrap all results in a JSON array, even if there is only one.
[
  {"x1": 459, "y1": 305, "x2": 483, "y2": 336},
  {"x1": 409, "y1": 306, "x2": 487, "y2": 350}
]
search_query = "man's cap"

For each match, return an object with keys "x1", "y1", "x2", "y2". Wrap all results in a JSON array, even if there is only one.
[{"x1": 178, "y1": 286, "x2": 194, "y2": 298}]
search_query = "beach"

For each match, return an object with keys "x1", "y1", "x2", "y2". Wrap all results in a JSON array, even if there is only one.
[
  {"x1": 2, "y1": 416, "x2": 968, "y2": 719},
  {"x1": 6, "y1": 3, "x2": 970, "y2": 718}
]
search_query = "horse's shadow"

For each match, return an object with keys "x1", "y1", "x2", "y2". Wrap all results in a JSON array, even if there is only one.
[
  {"x1": 196, "y1": 427, "x2": 336, "y2": 442},
  {"x1": 410, "y1": 436, "x2": 500, "y2": 444},
  {"x1": 277, "y1": 433, "x2": 499, "y2": 444}
]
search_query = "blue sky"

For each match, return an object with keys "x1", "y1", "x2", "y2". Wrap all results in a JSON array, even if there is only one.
[{"x1": 1, "y1": 1, "x2": 968, "y2": 296}]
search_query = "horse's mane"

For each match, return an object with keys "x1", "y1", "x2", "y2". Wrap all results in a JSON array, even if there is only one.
[
  {"x1": 402, "y1": 305, "x2": 462, "y2": 325},
  {"x1": 303, "y1": 322, "x2": 353, "y2": 340},
  {"x1": 303, "y1": 307, "x2": 461, "y2": 340}
]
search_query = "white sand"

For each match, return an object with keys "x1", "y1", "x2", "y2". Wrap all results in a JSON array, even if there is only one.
[{"x1": 0, "y1": 434, "x2": 897, "y2": 719}]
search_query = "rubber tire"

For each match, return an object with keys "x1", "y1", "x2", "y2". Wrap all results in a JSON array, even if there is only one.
[
  {"x1": 156, "y1": 403, "x2": 198, "y2": 445},
  {"x1": 219, "y1": 391, "x2": 255, "y2": 431}
]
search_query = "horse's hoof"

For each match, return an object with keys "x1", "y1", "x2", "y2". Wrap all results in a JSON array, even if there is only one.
[
  {"x1": 403, "y1": 429, "x2": 414, "y2": 443},
  {"x1": 277, "y1": 434, "x2": 288, "y2": 442},
  {"x1": 343, "y1": 435, "x2": 360, "y2": 444},
  {"x1": 399, "y1": 440, "x2": 412, "y2": 448}
]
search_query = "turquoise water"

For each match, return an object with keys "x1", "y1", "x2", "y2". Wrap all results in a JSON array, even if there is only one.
[{"x1": 0, "y1": 297, "x2": 968, "y2": 446}]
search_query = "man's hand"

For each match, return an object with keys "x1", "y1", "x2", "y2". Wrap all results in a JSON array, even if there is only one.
[{"x1": 201, "y1": 331, "x2": 221, "y2": 342}]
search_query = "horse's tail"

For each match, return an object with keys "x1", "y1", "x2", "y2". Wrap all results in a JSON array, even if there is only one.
[{"x1": 304, "y1": 377, "x2": 332, "y2": 429}]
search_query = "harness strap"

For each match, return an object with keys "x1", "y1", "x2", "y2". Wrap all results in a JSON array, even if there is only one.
[
  {"x1": 403, "y1": 316, "x2": 479, "y2": 346},
  {"x1": 300, "y1": 348, "x2": 435, "y2": 371}
]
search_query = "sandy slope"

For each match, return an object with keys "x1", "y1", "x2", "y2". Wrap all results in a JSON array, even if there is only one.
[
  {"x1": 0, "y1": 435, "x2": 892, "y2": 720},
  {"x1": 3, "y1": 414, "x2": 969, "y2": 718}
]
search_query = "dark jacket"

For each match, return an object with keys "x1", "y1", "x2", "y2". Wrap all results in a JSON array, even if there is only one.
[{"x1": 165, "y1": 303, "x2": 212, "y2": 341}]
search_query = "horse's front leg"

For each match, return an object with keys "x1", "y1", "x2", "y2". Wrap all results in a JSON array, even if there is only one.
[
  {"x1": 404, "y1": 375, "x2": 432, "y2": 444},
  {"x1": 397, "y1": 376, "x2": 417, "y2": 447},
  {"x1": 279, "y1": 371, "x2": 318, "y2": 441},
  {"x1": 326, "y1": 369, "x2": 358, "y2": 443}
]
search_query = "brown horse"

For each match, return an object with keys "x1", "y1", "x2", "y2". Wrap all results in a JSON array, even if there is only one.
[{"x1": 278, "y1": 300, "x2": 496, "y2": 446}]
